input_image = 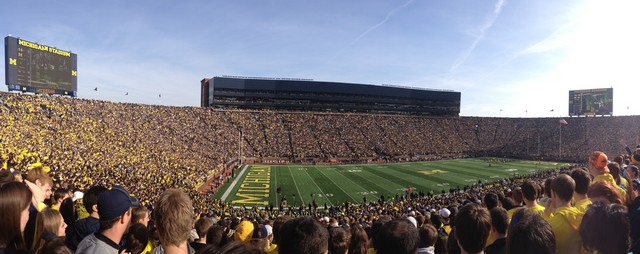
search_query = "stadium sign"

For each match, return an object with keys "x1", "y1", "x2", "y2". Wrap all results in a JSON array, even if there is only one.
[{"x1": 4, "y1": 36, "x2": 77, "y2": 96}]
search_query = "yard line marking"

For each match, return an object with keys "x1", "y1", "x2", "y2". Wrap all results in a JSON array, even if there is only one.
[
  {"x1": 317, "y1": 167, "x2": 358, "y2": 203},
  {"x1": 274, "y1": 166, "x2": 278, "y2": 204},
  {"x1": 359, "y1": 166, "x2": 403, "y2": 194},
  {"x1": 346, "y1": 166, "x2": 409, "y2": 199},
  {"x1": 367, "y1": 167, "x2": 404, "y2": 190},
  {"x1": 221, "y1": 165, "x2": 249, "y2": 201},
  {"x1": 335, "y1": 169, "x2": 372, "y2": 193},
  {"x1": 287, "y1": 166, "x2": 305, "y2": 205},
  {"x1": 303, "y1": 168, "x2": 333, "y2": 206}
]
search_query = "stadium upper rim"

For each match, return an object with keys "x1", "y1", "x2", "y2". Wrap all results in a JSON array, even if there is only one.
[{"x1": 217, "y1": 75, "x2": 456, "y2": 93}]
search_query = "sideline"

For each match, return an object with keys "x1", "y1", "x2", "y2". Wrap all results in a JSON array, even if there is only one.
[{"x1": 221, "y1": 165, "x2": 250, "y2": 201}]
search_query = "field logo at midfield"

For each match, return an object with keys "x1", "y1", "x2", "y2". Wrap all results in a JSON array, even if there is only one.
[
  {"x1": 418, "y1": 169, "x2": 447, "y2": 175},
  {"x1": 506, "y1": 168, "x2": 518, "y2": 172},
  {"x1": 232, "y1": 166, "x2": 270, "y2": 206}
]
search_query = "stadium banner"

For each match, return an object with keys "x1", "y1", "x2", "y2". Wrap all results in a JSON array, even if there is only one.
[{"x1": 4, "y1": 36, "x2": 77, "y2": 97}]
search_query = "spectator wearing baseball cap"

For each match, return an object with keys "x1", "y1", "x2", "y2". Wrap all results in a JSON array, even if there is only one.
[
  {"x1": 233, "y1": 220, "x2": 255, "y2": 244},
  {"x1": 262, "y1": 224, "x2": 276, "y2": 252},
  {"x1": 439, "y1": 208, "x2": 452, "y2": 235},
  {"x1": 76, "y1": 185, "x2": 139, "y2": 254}
]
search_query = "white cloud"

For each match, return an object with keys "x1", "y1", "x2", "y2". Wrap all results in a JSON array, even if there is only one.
[
  {"x1": 450, "y1": 0, "x2": 507, "y2": 72},
  {"x1": 328, "y1": 0, "x2": 416, "y2": 62},
  {"x1": 519, "y1": 26, "x2": 574, "y2": 55}
]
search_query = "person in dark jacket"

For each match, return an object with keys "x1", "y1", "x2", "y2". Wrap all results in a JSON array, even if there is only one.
[
  {"x1": 69, "y1": 186, "x2": 106, "y2": 250},
  {"x1": 485, "y1": 207, "x2": 508, "y2": 254}
]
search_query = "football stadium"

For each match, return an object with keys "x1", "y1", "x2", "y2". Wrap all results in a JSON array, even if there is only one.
[
  {"x1": 1, "y1": 73, "x2": 637, "y2": 253},
  {"x1": 2, "y1": 1, "x2": 639, "y2": 253}
]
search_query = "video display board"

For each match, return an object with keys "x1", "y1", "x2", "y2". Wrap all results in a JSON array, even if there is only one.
[
  {"x1": 569, "y1": 88, "x2": 613, "y2": 116},
  {"x1": 5, "y1": 36, "x2": 77, "y2": 96}
]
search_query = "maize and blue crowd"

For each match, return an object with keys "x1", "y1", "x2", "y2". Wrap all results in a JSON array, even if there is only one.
[{"x1": 1, "y1": 92, "x2": 640, "y2": 254}]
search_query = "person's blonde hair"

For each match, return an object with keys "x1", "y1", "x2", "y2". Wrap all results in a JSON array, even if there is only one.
[
  {"x1": 154, "y1": 189, "x2": 194, "y2": 247},
  {"x1": 32, "y1": 207, "x2": 63, "y2": 252},
  {"x1": 26, "y1": 167, "x2": 53, "y2": 187}
]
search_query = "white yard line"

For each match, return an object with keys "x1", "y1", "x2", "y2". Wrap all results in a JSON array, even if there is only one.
[
  {"x1": 317, "y1": 167, "x2": 358, "y2": 203},
  {"x1": 287, "y1": 166, "x2": 305, "y2": 204},
  {"x1": 338, "y1": 167, "x2": 370, "y2": 192},
  {"x1": 359, "y1": 166, "x2": 399, "y2": 194},
  {"x1": 221, "y1": 165, "x2": 249, "y2": 201},
  {"x1": 303, "y1": 167, "x2": 334, "y2": 206}
]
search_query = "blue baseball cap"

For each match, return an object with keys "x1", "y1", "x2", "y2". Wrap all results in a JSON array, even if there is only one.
[{"x1": 98, "y1": 185, "x2": 140, "y2": 221}]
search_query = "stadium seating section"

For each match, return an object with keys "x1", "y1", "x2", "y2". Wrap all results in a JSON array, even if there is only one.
[{"x1": 0, "y1": 92, "x2": 636, "y2": 211}]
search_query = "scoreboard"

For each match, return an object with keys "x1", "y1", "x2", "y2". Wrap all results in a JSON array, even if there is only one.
[
  {"x1": 569, "y1": 88, "x2": 613, "y2": 116},
  {"x1": 4, "y1": 36, "x2": 77, "y2": 96}
]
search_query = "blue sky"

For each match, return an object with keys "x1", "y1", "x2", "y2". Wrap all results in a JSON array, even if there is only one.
[{"x1": 1, "y1": 0, "x2": 639, "y2": 117}]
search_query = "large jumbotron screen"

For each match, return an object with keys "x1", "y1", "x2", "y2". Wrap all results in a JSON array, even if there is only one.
[
  {"x1": 4, "y1": 36, "x2": 77, "y2": 96},
  {"x1": 569, "y1": 88, "x2": 613, "y2": 116}
]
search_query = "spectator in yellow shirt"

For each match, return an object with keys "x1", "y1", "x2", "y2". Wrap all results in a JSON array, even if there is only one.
[
  {"x1": 521, "y1": 180, "x2": 545, "y2": 216},
  {"x1": 51, "y1": 188, "x2": 69, "y2": 211},
  {"x1": 609, "y1": 162, "x2": 630, "y2": 192},
  {"x1": 569, "y1": 168, "x2": 592, "y2": 214},
  {"x1": 506, "y1": 188, "x2": 523, "y2": 220},
  {"x1": 543, "y1": 174, "x2": 584, "y2": 254}
]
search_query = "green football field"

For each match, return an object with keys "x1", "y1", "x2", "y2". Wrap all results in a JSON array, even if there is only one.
[{"x1": 213, "y1": 158, "x2": 571, "y2": 207}]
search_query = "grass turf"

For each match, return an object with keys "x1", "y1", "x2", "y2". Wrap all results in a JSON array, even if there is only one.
[{"x1": 212, "y1": 158, "x2": 571, "y2": 207}]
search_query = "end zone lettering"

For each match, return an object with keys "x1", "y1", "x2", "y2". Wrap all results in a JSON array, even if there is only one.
[{"x1": 232, "y1": 166, "x2": 271, "y2": 206}]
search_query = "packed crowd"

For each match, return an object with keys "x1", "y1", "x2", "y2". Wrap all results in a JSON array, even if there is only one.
[
  {"x1": 2, "y1": 92, "x2": 640, "y2": 253},
  {"x1": 1, "y1": 150, "x2": 639, "y2": 254}
]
